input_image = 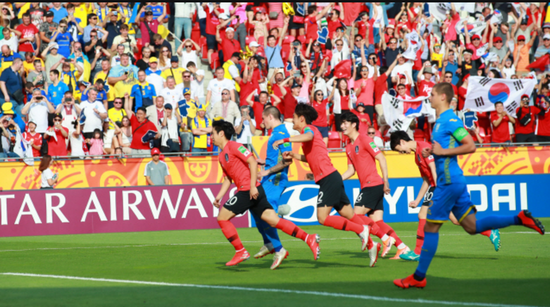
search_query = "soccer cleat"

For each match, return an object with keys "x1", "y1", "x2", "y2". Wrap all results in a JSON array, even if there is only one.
[
  {"x1": 489, "y1": 229, "x2": 501, "y2": 252},
  {"x1": 394, "y1": 274, "x2": 427, "y2": 289},
  {"x1": 254, "y1": 245, "x2": 274, "y2": 259},
  {"x1": 270, "y1": 248, "x2": 289, "y2": 270},
  {"x1": 390, "y1": 246, "x2": 410, "y2": 259},
  {"x1": 518, "y1": 210, "x2": 545, "y2": 235},
  {"x1": 307, "y1": 234, "x2": 321, "y2": 260},
  {"x1": 359, "y1": 225, "x2": 371, "y2": 251},
  {"x1": 226, "y1": 249, "x2": 250, "y2": 266},
  {"x1": 368, "y1": 242, "x2": 381, "y2": 267},
  {"x1": 381, "y1": 237, "x2": 396, "y2": 257},
  {"x1": 399, "y1": 250, "x2": 420, "y2": 262}
]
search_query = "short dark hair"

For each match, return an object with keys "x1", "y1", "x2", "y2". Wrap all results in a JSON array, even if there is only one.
[
  {"x1": 88, "y1": 13, "x2": 97, "y2": 21},
  {"x1": 259, "y1": 91, "x2": 269, "y2": 97},
  {"x1": 263, "y1": 106, "x2": 281, "y2": 120},
  {"x1": 379, "y1": 66, "x2": 389, "y2": 75},
  {"x1": 307, "y1": 5, "x2": 317, "y2": 15},
  {"x1": 432, "y1": 83, "x2": 454, "y2": 104},
  {"x1": 341, "y1": 111, "x2": 360, "y2": 131},
  {"x1": 50, "y1": 70, "x2": 60, "y2": 77},
  {"x1": 212, "y1": 120, "x2": 235, "y2": 140},
  {"x1": 22, "y1": 12, "x2": 30, "y2": 18},
  {"x1": 120, "y1": 24, "x2": 129, "y2": 31},
  {"x1": 136, "y1": 107, "x2": 147, "y2": 114},
  {"x1": 390, "y1": 131, "x2": 412, "y2": 151},
  {"x1": 186, "y1": 61, "x2": 196, "y2": 68},
  {"x1": 294, "y1": 103, "x2": 318, "y2": 125},
  {"x1": 267, "y1": 35, "x2": 276, "y2": 41},
  {"x1": 494, "y1": 101, "x2": 504, "y2": 106}
]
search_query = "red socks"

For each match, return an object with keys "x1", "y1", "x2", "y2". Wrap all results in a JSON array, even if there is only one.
[
  {"x1": 376, "y1": 220, "x2": 403, "y2": 246},
  {"x1": 356, "y1": 214, "x2": 381, "y2": 235},
  {"x1": 218, "y1": 220, "x2": 244, "y2": 251},
  {"x1": 415, "y1": 219, "x2": 426, "y2": 255},
  {"x1": 323, "y1": 215, "x2": 364, "y2": 234},
  {"x1": 480, "y1": 230, "x2": 491, "y2": 237},
  {"x1": 276, "y1": 218, "x2": 308, "y2": 241}
]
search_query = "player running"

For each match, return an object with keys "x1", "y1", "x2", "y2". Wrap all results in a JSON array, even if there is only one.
[
  {"x1": 390, "y1": 131, "x2": 501, "y2": 262},
  {"x1": 273, "y1": 104, "x2": 378, "y2": 267},
  {"x1": 252, "y1": 107, "x2": 294, "y2": 269},
  {"x1": 394, "y1": 83, "x2": 545, "y2": 289},
  {"x1": 211, "y1": 120, "x2": 320, "y2": 268},
  {"x1": 340, "y1": 112, "x2": 409, "y2": 262}
]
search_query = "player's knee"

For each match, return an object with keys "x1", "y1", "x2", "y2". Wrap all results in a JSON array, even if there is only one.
[
  {"x1": 317, "y1": 215, "x2": 326, "y2": 225},
  {"x1": 463, "y1": 225, "x2": 477, "y2": 235}
]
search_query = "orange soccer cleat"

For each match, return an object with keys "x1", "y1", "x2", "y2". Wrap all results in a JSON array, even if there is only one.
[
  {"x1": 390, "y1": 246, "x2": 411, "y2": 260},
  {"x1": 394, "y1": 274, "x2": 427, "y2": 289},
  {"x1": 226, "y1": 249, "x2": 250, "y2": 266},
  {"x1": 518, "y1": 210, "x2": 545, "y2": 235}
]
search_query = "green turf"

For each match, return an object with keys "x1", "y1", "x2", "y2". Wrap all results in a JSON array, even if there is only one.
[{"x1": 0, "y1": 219, "x2": 549, "y2": 307}]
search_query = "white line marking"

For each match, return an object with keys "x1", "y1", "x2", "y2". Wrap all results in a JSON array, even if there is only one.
[
  {"x1": 0, "y1": 272, "x2": 540, "y2": 307},
  {"x1": 0, "y1": 232, "x2": 541, "y2": 253}
]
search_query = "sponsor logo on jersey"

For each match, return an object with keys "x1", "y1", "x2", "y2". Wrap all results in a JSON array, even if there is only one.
[
  {"x1": 238, "y1": 145, "x2": 250, "y2": 156},
  {"x1": 225, "y1": 153, "x2": 229, "y2": 162}
]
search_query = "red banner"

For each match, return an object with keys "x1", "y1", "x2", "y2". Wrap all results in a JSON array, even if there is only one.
[{"x1": 0, "y1": 185, "x2": 249, "y2": 237}]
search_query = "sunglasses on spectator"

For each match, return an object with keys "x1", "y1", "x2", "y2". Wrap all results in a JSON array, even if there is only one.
[
  {"x1": 544, "y1": 39, "x2": 550, "y2": 41},
  {"x1": 114, "y1": 101, "x2": 123, "y2": 104},
  {"x1": 316, "y1": 93, "x2": 323, "y2": 96},
  {"x1": 355, "y1": 39, "x2": 361, "y2": 42},
  {"x1": 54, "y1": 119, "x2": 62, "y2": 122},
  {"x1": 368, "y1": 132, "x2": 375, "y2": 135},
  {"x1": 163, "y1": 50, "x2": 169, "y2": 53},
  {"x1": 92, "y1": 17, "x2": 98, "y2": 20},
  {"x1": 369, "y1": 57, "x2": 376, "y2": 60},
  {"x1": 185, "y1": 45, "x2": 192, "y2": 48},
  {"x1": 336, "y1": 44, "x2": 343, "y2": 46},
  {"x1": 390, "y1": 41, "x2": 397, "y2": 44},
  {"x1": 361, "y1": 69, "x2": 369, "y2": 72},
  {"x1": 473, "y1": 38, "x2": 480, "y2": 41},
  {"x1": 518, "y1": 39, "x2": 525, "y2": 42},
  {"x1": 183, "y1": 75, "x2": 191, "y2": 78},
  {"x1": 301, "y1": 65, "x2": 307, "y2": 68},
  {"x1": 222, "y1": 92, "x2": 229, "y2": 95}
]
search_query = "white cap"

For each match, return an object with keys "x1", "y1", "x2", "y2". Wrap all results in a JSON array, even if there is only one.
[
  {"x1": 544, "y1": 33, "x2": 550, "y2": 40},
  {"x1": 219, "y1": 13, "x2": 229, "y2": 19},
  {"x1": 249, "y1": 41, "x2": 261, "y2": 48},
  {"x1": 49, "y1": 42, "x2": 59, "y2": 49},
  {"x1": 226, "y1": 27, "x2": 235, "y2": 32}
]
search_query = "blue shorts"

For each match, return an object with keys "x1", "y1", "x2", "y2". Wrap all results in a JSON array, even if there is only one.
[
  {"x1": 427, "y1": 183, "x2": 476, "y2": 224},
  {"x1": 314, "y1": 125, "x2": 329, "y2": 138},
  {"x1": 261, "y1": 180, "x2": 287, "y2": 212}
]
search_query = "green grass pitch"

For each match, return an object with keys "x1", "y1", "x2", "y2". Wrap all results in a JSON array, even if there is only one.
[{"x1": 0, "y1": 219, "x2": 548, "y2": 307}]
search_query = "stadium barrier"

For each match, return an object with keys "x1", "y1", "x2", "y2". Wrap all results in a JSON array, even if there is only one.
[{"x1": 0, "y1": 184, "x2": 249, "y2": 237}]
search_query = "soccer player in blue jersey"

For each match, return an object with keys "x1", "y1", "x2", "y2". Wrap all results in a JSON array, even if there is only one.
[
  {"x1": 253, "y1": 106, "x2": 293, "y2": 269},
  {"x1": 394, "y1": 83, "x2": 545, "y2": 289}
]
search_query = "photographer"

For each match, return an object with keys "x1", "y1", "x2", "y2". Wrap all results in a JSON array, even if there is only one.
[
  {"x1": 22, "y1": 88, "x2": 55, "y2": 136},
  {"x1": 44, "y1": 113, "x2": 69, "y2": 157},
  {"x1": 234, "y1": 105, "x2": 256, "y2": 146},
  {"x1": 51, "y1": 56, "x2": 82, "y2": 93},
  {"x1": 55, "y1": 91, "x2": 81, "y2": 134},
  {"x1": 49, "y1": 20, "x2": 73, "y2": 58},
  {"x1": 0, "y1": 110, "x2": 21, "y2": 159},
  {"x1": 515, "y1": 95, "x2": 541, "y2": 144}
]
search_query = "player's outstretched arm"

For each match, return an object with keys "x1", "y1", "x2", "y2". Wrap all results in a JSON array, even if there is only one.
[
  {"x1": 213, "y1": 176, "x2": 232, "y2": 208},
  {"x1": 283, "y1": 151, "x2": 307, "y2": 163},
  {"x1": 432, "y1": 132, "x2": 476, "y2": 157},
  {"x1": 272, "y1": 132, "x2": 314, "y2": 149},
  {"x1": 341, "y1": 164, "x2": 356, "y2": 181},
  {"x1": 375, "y1": 153, "x2": 391, "y2": 194}
]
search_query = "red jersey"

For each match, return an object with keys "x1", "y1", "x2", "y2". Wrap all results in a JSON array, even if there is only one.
[
  {"x1": 282, "y1": 91, "x2": 297, "y2": 120},
  {"x1": 536, "y1": 103, "x2": 550, "y2": 137},
  {"x1": 252, "y1": 100, "x2": 266, "y2": 130},
  {"x1": 220, "y1": 37, "x2": 240, "y2": 60},
  {"x1": 515, "y1": 106, "x2": 541, "y2": 135},
  {"x1": 305, "y1": 15, "x2": 318, "y2": 42},
  {"x1": 130, "y1": 114, "x2": 158, "y2": 150},
  {"x1": 340, "y1": 95, "x2": 351, "y2": 111},
  {"x1": 23, "y1": 131, "x2": 43, "y2": 157},
  {"x1": 204, "y1": 6, "x2": 222, "y2": 35},
  {"x1": 327, "y1": 18, "x2": 341, "y2": 39},
  {"x1": 357, "y1": 77, "x2": 374, "y2": 106},
  {"x1": 301, "y1": 125, "x2": 337, "y2": 182},
  {"x1": 311, "y1": 99, "x2": 329, "y2": 127},
  {"x1": 239, "y1": 80, "x2": 258, "y2": 107},
  {"x1": 46, "y1": 127, "x2": 69, "y2": 156},
  {"x1": 271, "y1": 84, "x2": 284, "y2": 113},
  {"x1": 490, "y1": 111, "x2": 511, "y2": 143},
  {"x1": 415, "y1": 141, "x2": 435, "y2": 187},
  {"x1": 345, "y1": 134, "x2": 383, "y2": 188},
  {"x1": 374, "y1": 73, "x2": 388, "y2": 106},
  {"x1": 219, "y1": 141, "x2": 259, "y2": 191},
  {"x1": 458, "y1": 86, "x2": 467, "y2": 111},
  {"x1": 351, "y1": 110, "x2": 371, "y2": 133},
  {"x1": 416, "y1": 79, "x2": 435, "y2": 97}
]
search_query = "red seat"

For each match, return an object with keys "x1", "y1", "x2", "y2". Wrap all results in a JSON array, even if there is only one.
[
  {"x1": 327, "y1": 131, "x2": 341, "y2": 148},
  {"x1": 210, "y1": 52, "x2": 220, "y2": 70},
  {"x1": 191, "y1": 23, "x2": 201, "y2": 46},
  {"x1": 135, "y1": 38, "x2": 143, "y2": 60},
  {"x1": 200, "y1": 36, "x2": 208, "y2": 60},
  {"x1": 413, "y1": 129, "x2": 426, "y2": 142},
  {"x1": 341, "y1": 134, "x2": 351, "y2": 147}
]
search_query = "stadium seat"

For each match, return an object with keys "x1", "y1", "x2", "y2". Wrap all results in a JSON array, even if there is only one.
[
  {"x1": 135, "y1": 38, "x2": 143, "y2": 60},
  {"x1": 341, "y1": 134, "x2": 351, "y2": 147},
  {"x1": 413, "y1": 129, "x2": 426, "y2": 142},
  {"x1": 191, "y1": 23, "x2": 201, "y2": 45},
  {"x1": 328, "y1": 131, "x2": 341, "y2": 148},
  {"x1": 210, "y1": 52, "x2": 220, "y2": 70},
  {"x1": 200, "y1": 36, "x2": 208, "y2": 60}
]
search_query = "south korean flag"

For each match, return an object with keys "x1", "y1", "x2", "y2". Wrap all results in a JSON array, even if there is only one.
[{"x1": 463, "y1": 76, "x2": 537, "y2": 116}]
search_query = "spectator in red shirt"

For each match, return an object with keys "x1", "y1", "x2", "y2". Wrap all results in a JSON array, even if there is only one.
[
  {"x1": 216, "y1": 15, "x2": 240, "y2": 63},
  {"x1": 535, "y1": 96, "x2": 550, "y2": 143},
  {"x1": 490, "y1": 102, "x2": 515, "y2": 144},
  {"x1": 416, "y1": 64, "x2": 436, "y2": 97},
  {"x1": 45, "y1": 113, "x2": 69, "y2": 156},
  {"x1": 327, "y1": 8, "x2": 345, "y2": 40},
  {"x1": 137, "y1": 5, "x2": 167, "y2": 47},
  {"x1": 23, "y1": 121, "x2": 43, "y2": 157},
  {"x1": 352, "y1": 102, "x2": 372, "y2": 134},
  {"x1": 123, "y1": 93, "x2": 159, "y2": 155},
  {"x1": 515, "y1": 94, "x2": 541, "y2": 143},
  {"x1": 310, "y1": 89, "x2": 329, "y2": 145},
  {"x1": 464, "y1": 27, "x2": 485, "y2": 62},
  {"x1": 16, "y1": 13, "x2": 40, "y2": 58},
  {"x1": 304, "y1": 4, "x2": 333, "y2": 43},
  {"x1": 246, "y1": 91, "x2": 281, "y2": 135}
]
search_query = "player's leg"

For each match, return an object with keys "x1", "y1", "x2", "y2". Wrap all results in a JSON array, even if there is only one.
[
  {"x1": 251, "y1": 211, "x2": 274, "y2": 256},
  {"x1": 253, "y1": 182, "x2": 284, "y2": 258},
  {"x1": 400, "y1": 205, "x2": 429, "y2": 262},
  {"x1": 217, "y1": 196, "x2": 250, "y2": 266},
  {"x1": 353, "y1": 187, "x2": 387, "y2": 240},
  {"x1": 450, "y1": 210, "x2": 496, "y2": 249},
  {"x1": 346, "y1": 204, "x2": 381, "y2": 267},
  {"x1": 338, "y1": 204, "x2": 374, "y2": 252},
  {"x1": 394, "y1": 185, "x2": 458, "y2": 288}
]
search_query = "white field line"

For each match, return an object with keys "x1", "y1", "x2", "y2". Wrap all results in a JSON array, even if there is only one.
[
  {"x1": 0, "y1": 272, "x2": 541, "y2": 307},
  {"x1": 0, "y1": 232, "x2": 541, "y2": 253}
]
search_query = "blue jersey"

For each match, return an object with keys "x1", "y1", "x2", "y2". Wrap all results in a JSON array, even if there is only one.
[
  {"x1": 48, "y1": 82, "x2": 69, "y2": 107},
  {"x1": 431, "y1": 109, "x2": 469, "y2": 185},
  {"x1": 262, "y1": 124, "x2": 293, "y2": 186}
]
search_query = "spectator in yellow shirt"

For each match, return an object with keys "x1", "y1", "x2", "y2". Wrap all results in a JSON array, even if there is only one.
[{"x1": 161, "y1": 56, "x2": 186, "y2": 86}]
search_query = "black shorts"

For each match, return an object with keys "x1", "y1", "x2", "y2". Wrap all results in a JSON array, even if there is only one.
[
  {"x1": 289, "y1": 16, "x2": 305, "y2": 30},
  {"x1": 82, "y1": 132, "x2": 94, "y2": 139},
  {"x1": 316, "y1": 171, "x2": 350, "y2": 211},
  {"x1": 516, "y1": 133, "x2": 537, "y2": 143},
  {"x1": 223, "y1": 185, "x2": 272, "y2": 217},
  {"x1": 315, "y1": 125, "x2": 329, "y2": 138},
  {"x1": 354, "y1": 184, "x2": 384, "y2": 212},
  {"x1": 537, "y1": 135, "x2": 550, "y2": 143},
  {"x1": 422, "y1": 186, "x2": 436, "y2": 206},
  {"x1": 206, "y1": 34, "x2": 218, "y2": 50}
]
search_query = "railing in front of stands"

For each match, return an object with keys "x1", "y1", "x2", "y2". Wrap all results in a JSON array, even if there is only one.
[{"x1": 1, "y1": 142, "x2": 550, "y2": 161}]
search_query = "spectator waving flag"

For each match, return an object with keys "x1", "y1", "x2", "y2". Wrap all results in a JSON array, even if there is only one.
[
  {"x1": 381, "y1": 92, "x2": 434, "y2": 132},
  {"x1": 402, "y1": 31, "x2": 421, "y2": 60},
  {"x1": 464, "y1": 76, "x2": 538, "y2": 115}
]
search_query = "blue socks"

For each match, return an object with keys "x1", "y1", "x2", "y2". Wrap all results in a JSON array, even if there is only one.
[
  {"x1": 251, "y1": 212, "x2": 283, "y2": 252},
  {"x1": 475, "y1": 215, "x2": 521, "y2": 233},
  {"x1": 414, "y1": 231, "x2": 439, "y2": 280}
]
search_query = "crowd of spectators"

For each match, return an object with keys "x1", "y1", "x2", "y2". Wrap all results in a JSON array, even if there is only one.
[{"x1": 1, "y1": 2, "x2": 550, "y2": 161}]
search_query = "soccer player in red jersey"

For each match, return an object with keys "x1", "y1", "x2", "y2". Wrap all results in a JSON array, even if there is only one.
[
  {"x1": 339, "y1": 112, "x2": 409, "y2": 261},
  {"x1": 211, "y1": 120, "x2": 320, "y2": 268},
  {"x1": 272, "y1": 104, "x2": 376, "y2": 265},
  {"x1": 390, "y1": 131, "x2": 501, "y2": 261}
]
